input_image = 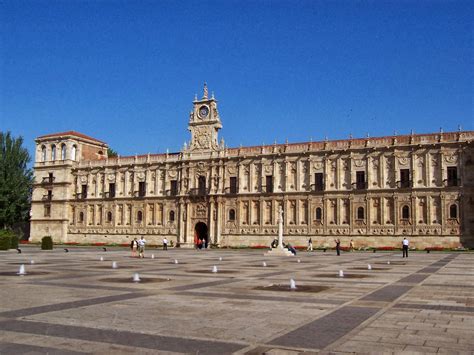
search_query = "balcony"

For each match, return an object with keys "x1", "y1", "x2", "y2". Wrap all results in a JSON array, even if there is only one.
[
  {"x1": 41, "y1": 176, "x2": 55, "y2": 184},
  {"x1": 352, "y1": 182, "x2": 368, "y2": 190},
  {"x1": 444, "y1": 179, "x2": 461, "y2": 187},
  {"x1": 42, "y1": 194, "x2": 53, "y2": 201},
  {"x1": 164, "y1": 189, "x2": 179, "y2": 197},
  {"x1": 102, "y1": 191, "x2": 116, "y2": 199},
  {"x1": 188, "y1": 188, "x2": 209, "y2": 197},
  {"x1": 310, "y1": 183, "x2": 325, "y2": 192},
  {"x1": 396, "y1": 180, "x2": 413, "y2": 189},
  {"x1": 224, "y1": 187, "x2": 238, "y2": 195},
  {"x1": 75, "y1": 193, "x2": 87, "y2": 200}
]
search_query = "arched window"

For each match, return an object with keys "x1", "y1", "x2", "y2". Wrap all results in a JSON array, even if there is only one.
[
  {"x1": 402, "y1": 205, "x2": 410, "y2": 219},
  {"x1": 315, "y1": 207, "x2": 322, "y2": 220},
  {"x1": 79, "y1": 212, "x2": 84, "y2": 223},
  {"x1": 169, "y1": 210, "x2": 175, "y2": 222},
  {"x1": 357, "y1": 207, "x2": 365, "y2": 220},
  {"x1": 71, "y1": 145, "x2": 77, "y2": 161},
  {"x1": 61, "y1": 144, "x2": 66, "y2": 160},
  {"x1": 41, "y1": 145, "x2": 46, "y2": 162},
  {"x1": 51, "y1": 145, "x2": 56, "y2": 161},
  {"x1": 229, "y1": 209, "x2": 235, "y2": 221},
  {"x1": 449, "y1": 204, "x2": 457, "y2": 219},
  {"x1": 137, "y1": 211, "x2": 143, "y2": 222},
  {"x1": 107, "y1": 211, "x2": 112, "y2": 222}
]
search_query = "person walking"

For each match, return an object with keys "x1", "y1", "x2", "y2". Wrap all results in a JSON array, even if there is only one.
[
  {"x1": 138, "y1": 236, "x2": 147, "y2": 258},
  {"x1": 335, "y1": 239, "x2": 341, "y2": 256},
  {"x1": 163, "y1": 237, "x2": 168, "y2": 251},
  {"x1": 402, "y1": 237, "x2": 409, "y2": 258},
  {"x1": 349, "y1": 239, "x2": 354, "y2": 252},
  {"x1": 307, "y1": 238, "x2": 313, "y2": 252},
  {"x1": 130, "y1": 238, "x2": 138, "y2": 258}
]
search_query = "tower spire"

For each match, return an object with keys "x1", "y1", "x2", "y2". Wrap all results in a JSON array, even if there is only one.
[{"x1": 203, "y1": 83, "x2": 208, "y2": 99}]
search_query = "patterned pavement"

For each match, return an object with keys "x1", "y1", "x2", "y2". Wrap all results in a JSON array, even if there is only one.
[{"x1": 0, "y1": 246, "x2": 473, "y2": 354}]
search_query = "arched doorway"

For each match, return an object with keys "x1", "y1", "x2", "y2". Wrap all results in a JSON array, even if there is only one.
[{"x1": 194, "y1": 222, "x2": 208, "y2": 249}]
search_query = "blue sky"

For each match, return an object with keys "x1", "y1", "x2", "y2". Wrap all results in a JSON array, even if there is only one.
[{"x1": 1, "y1": 0, "x2": 472, "y2": 160}]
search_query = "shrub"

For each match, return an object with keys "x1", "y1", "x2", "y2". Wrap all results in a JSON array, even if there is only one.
[
  {"x1": 0, "y1": 231, "x2": 13, "y2": 250},
  {"x1": 10, "y1": 234, "x2": 19, "y2": 249},
  {"x1": 41, "y1": 236, "x2": 53, "y2": 250}
]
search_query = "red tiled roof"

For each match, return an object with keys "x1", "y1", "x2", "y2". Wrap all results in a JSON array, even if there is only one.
[{"x1": 37, "y1": 131, "x2": 107, "y2": 144}]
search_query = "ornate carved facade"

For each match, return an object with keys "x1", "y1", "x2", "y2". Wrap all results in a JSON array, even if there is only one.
[{"x1": 31, "y1": 86, "x2": 474, "y2": 248}]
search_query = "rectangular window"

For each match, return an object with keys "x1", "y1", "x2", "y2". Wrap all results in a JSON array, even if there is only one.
[
  {"x1": 447, "y1": 167, "x2": 458, "y2": 187},
  {"x1": 48, "y1": 172, "x2": 54, "y2": 183},
  {"x1": 81, "y1": 184, "x2": 87, "y2": 199},
  {"x1": 356, "y1": 171, "x2": 366, "y2": 190},
  {"x1": 314, "y1": 173, "x2": 324, "y2": 191},
  {"x1": 170, "y1": 180, "x2": 178, "y2": 196},
  {"x1": 229, "y1": 177, "x2": 237, "y2": 194},
  {"x1": 47, "y1": 190, "x2": 52, "y2": 201},
  {"x1": 266, "y1": 175, "x2": 273, "y2": 193},
  {"x1": 138, "y1": 182, "x2": 146, "y2": 197},
  {"x1": 400, "y1": 169, "x2": 410, "y2": 188},
  {"x1": 44, "y1": 204, "x2": 51, "y2": 217},
  {"x1": 109, "y1": 183, "x2": 116, "y2": 198},
  {"x1": 198, "y1": 176, "x2": 206, "y2": 195}
]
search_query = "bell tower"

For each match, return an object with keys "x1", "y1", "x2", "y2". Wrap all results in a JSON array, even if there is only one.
[{"x1": 188, "y1": 84, "x2": 223, "y2": 152}]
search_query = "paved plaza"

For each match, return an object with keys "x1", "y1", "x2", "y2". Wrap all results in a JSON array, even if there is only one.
[{"x1": 0, "y1": 246, "x2": 473, "y2": 354}]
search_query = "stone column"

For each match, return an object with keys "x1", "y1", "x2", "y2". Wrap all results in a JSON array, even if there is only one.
[
  {"x1": 411, "y1": 152, "x2": 417, "y2": 187},
  {"x1": 425, "y1": 152, "x2": 431, "y2": 187},
  {"x1": 366, "y1": 156, "x2": 372, "y2": 189},
  {"x1": 440, "y1": 151, "x2": 446, "y2": 186},
  {"x1": 411, "y1": 196, "x2": 417, "y2": 232},
  {"x1": 440, "y1": 194, "x2": 446, "y2": 231},
  {"x1": 295, "y1": 199, "x2": 300, "y2": 226},
  {"x1": 427, "y1": 196, "x2": 432, "y2": 226},
  {"x1": 209, "y1": 200, "x2": 215, "y2": 242},
  {"x1": 296, "y1": 159, "x2": 301, "y2": 191},
  {"x1": 185, "y1": 203, "x2": 190, "y2": 243},
  {"x1": 393, "y1": 196, "x2": 399, "y2": 234},
  {"x1": 380, "y1": 155, "x2": 386, "y2": 189},
  {"x1": 367, "y1": 196, "x2": 371, "y2": 232},
  {"x1": 380, "y1": 197, "x2": 385, "y2": 225},
  {"x1": 216, "y1": 199, "x2": 222, "y2": 245},
  {"x1": 124, "y1": 171, "x2": 129, "y2": 197}
]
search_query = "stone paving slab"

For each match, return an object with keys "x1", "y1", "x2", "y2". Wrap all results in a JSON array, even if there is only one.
[{"x1": 0, "y1": 247, "x2": 473, "y2": 354}]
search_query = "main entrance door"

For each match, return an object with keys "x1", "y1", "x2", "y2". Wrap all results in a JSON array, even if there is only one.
[{"x1": 194, "y1": 222, "x2": 208, "y2": 249}]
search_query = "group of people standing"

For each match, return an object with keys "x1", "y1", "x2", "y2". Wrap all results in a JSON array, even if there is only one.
[
  {"x1": 130, "y1": 236, "x2": 169, "y2": 257},
  {"x1": 130, "y1": 236, "x2": 147, "y2": 258},
  {"x1": 306, "y1": 237, "x2": 410, "y2": 257}
]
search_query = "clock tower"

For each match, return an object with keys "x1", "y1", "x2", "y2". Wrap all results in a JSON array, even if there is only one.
[{"x1": 187, "y1": 84, "x2": 223, "y2": 152}]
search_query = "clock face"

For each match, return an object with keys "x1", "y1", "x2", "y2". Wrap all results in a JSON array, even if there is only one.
[{"x1": 199, "y1": 106, "x2": 209, "y2": 118}]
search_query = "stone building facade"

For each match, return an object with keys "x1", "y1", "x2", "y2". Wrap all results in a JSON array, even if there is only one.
[{"x1": 31, "y1": 86, "x2": 474, "y2": 248}]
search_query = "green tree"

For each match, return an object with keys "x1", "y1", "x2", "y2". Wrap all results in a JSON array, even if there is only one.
[
  {"x1": 107, "y1": 147, "x2": 118, "y2": 158},
  {"x1": 0, "y1": 132, "x2": 33, "y2": 229}
]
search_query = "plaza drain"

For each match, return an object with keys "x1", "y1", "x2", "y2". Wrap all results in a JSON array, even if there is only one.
[
  {"x1": 254, "y1": 284, "x2": 330, "y2": 293},
  {"x1": 100, "y1": 277, "x2": 170, "y2": 284},
  {"x1": 186, "y1": 270, "x2": 237, "y2": 274},
  {"x1": 0, "y1": 271, "x2": 49, "y2": 276},
  {"x1": 313, "y1": 273, "x2": 369, "y2": 279},
  {"x1": 375, "y1": 261, "x2": 406, "y2": 265},
  {"x1": 88, "y1": 265, "x2": 138, "y2": 269},
  {"x1": 8, "y1": 262, "x2": 49, "y2": 265},
  {"x1": 351, "y1": 267, "x2": 390, "y2": 271}
]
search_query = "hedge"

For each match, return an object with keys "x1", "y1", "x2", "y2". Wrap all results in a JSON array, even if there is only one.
[
  {"x1": 10, "y1": 234, "x2": 19, "y2": 249},
  {"x1": 41, "y1": 236, "x2": 53, "y2": 250},
  {"x1": 0, "y1": 232, "x2": 12, "y2": 250}
]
